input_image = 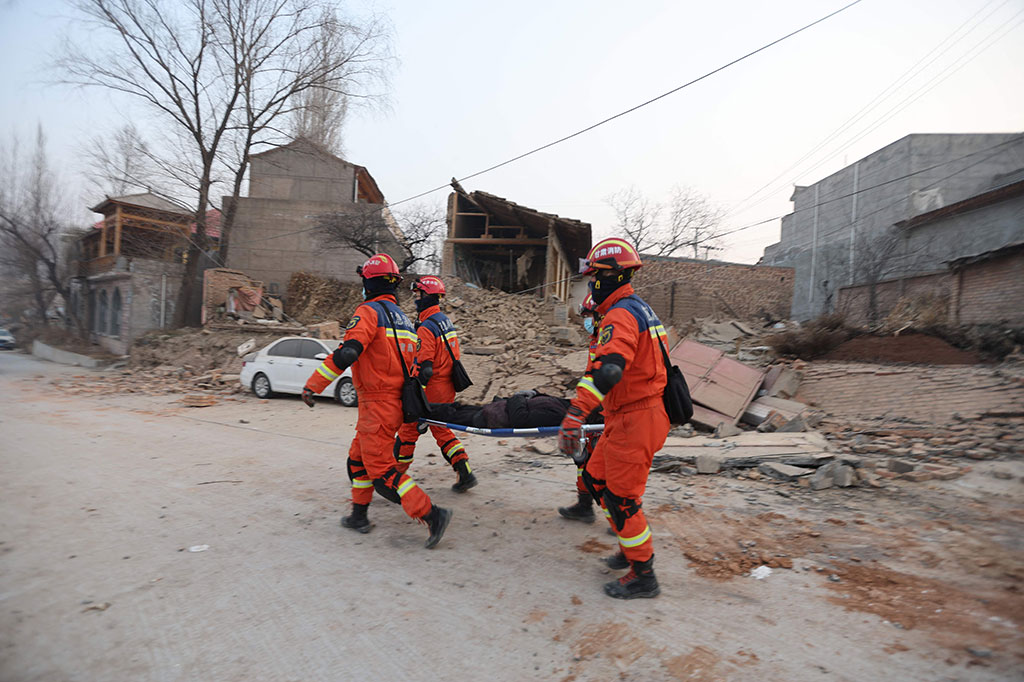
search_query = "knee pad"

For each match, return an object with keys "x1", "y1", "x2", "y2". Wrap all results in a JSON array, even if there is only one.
[
  {"x1": 372, "y1": 468, "x2": 402, "y2": 504},
  {"x1": 346, "y1": 457, "x2": 367, "y2": 483},
  {"x1": 580, "y1": 469, "x2": 605, "y2": 503},
  {"x1": 603, "y1": 489, "x2": 641, "y2": 532}
]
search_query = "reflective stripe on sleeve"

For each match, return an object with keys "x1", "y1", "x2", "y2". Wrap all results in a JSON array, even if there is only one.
[
  {"x1": 316, "y1": 363, "x2": 340, "y2": 381},
  {"x1": 618, "y1": 525, "x2": 652, "y2": 548},
  {"x1": 577, "y1": 376, "x2": 605, "y2": 401}
]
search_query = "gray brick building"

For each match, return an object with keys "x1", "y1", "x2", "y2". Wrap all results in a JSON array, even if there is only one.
[
  {"x1": 761, "y1": 133, "x2": 1024, "y2": 321},
  {"x1": 226, "y1": 138, "x2": 402, "y2": 295}
]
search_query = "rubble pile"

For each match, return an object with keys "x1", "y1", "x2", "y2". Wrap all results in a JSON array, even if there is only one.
[
  {"x1": 51, "y1": 365, "x2": 244, "y2": 399},
  {"x1": 130, "y1": 328, "x2": 256, "y2": 372},
  {"x1": 286, "y1": 272, "x2": 364, "y2": 325},
  {"x1": 441, "y1": 277, "x2": 557, "y2": 347}
]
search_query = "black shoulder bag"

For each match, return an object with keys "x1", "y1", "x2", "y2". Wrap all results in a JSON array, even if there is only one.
[
  {"x1": 429, "y1": 317, "x2": 473, "y2": 392},
  {"x1": 378, "y1": 303, "x2": 429, "y2": 423},
  {"x1": 656, "y1": 334, "x2": 693, "y2": 425}
]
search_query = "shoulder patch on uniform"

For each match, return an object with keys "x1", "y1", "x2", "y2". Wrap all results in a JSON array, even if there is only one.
[
  {"x1": 346, "y1": 315, "x2": 360, "y2": 330},
  {"x1": 598, "y1": 324, "x2": 614, "y2": 345}
]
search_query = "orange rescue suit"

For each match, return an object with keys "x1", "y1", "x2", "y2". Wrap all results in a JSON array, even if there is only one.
[
  {"x1": 304, "y1": 294, "x2": 433, "y2": 519},
  {"x1": 394, "y1": 305, "x2": 469, "y2": 470},
  {"x1": 572, "y1": 284, "x2": 670, "y2": 562}
]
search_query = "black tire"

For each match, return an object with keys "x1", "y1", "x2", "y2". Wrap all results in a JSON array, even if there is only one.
[
  {"x1": 335, "y1": 377, "x2": 357, "y2": 407},
  {"x1": 252, "y1": 372, "x2": 274, "y2": 399}
]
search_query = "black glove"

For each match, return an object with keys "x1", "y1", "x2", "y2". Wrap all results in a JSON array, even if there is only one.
[
  {"x1": 301, "y1": 387, "x2": 316, "y2": 408},
  {"x1": 558, "y1": 404, "x2": 586, "y2": 465}
]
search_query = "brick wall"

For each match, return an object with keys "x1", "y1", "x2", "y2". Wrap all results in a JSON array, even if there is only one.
[
  {"x1": 632, "y1": 259, "x2": 794, "y2": 327},
  {"x1": 956, "y1": 249, "x2": 1024, "y2": 326},
  {"x1": 837, "y1": 272, "x2": 953, "y2": 326}
]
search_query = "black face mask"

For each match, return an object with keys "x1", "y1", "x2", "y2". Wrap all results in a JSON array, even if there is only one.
[
  {"x1": 362, "y1": 276, "x2": 397, "y2": 299},
  {"x1": 415, "y1": 294, "x2": 439, "y2": 312},
  {"x1": 589, "y1": 271, "x2": 631, "y2": 304}
]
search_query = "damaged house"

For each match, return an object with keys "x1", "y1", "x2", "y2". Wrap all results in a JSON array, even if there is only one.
[
  {"x1": 442, "y1": 181, "x2": 591, "y2": 301},
  {"x1": 225, "y1": 138, "x2": 404, "y2": 294},
  {"x1": 70, "y1": 193, "x2": 218, "y2": 355}
]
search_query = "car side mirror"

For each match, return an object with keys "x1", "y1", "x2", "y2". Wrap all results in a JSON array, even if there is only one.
[{"x1": 314, "y1": 352, "x2": 328, "y2": 360}]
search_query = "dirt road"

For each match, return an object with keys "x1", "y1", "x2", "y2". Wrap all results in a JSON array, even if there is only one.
[{"x1": 1, "y1": 352, "x2": 1021, "y2": 681}]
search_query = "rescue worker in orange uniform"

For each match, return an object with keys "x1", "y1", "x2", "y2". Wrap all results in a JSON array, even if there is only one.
[
  {"x1": 557, "y1": 293, "x2": 601, "y2": 523},
  {"x1": 301, "y1": 253, "x2": 452, "y2": 549},
  {"x1": 393, "y1": 275, "x2": 478, "y2": 492},
  {"x1": 558, "y1": 238, "x2": 670, "y2": 598}
]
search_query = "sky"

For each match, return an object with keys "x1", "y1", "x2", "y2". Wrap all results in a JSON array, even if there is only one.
[{"x1": 1, "y1": 0, "x2": 1022, "y2": 264}]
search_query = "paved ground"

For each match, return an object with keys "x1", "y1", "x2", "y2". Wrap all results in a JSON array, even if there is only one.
[{"x1": 1, "y1": 351, "x2": 1021, "y2": 681}]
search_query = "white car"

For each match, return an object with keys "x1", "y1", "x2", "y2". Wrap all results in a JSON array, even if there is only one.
[{"x1": 239, "y1": 336, "x2": 356, "y2": 407}]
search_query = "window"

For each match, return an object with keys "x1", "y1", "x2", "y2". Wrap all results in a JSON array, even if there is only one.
[
  {"x1": 110, "y1": 289, "x2": 122, "y2": 338},
  {"x1": 268, "y1": 282, "x2": 280, "y2": 294},
  {"x1": 298, "y1": 340, "x2": 328, "y2": 359},
  {"x1": 268, "y1": 339, "x2": 302, "y2": 357},
  {"x1": 98, "y1": 290, "x2": 108, "y2": 335}
]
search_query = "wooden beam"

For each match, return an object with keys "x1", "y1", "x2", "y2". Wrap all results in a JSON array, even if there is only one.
[
  {"x1": 114, "y1": 206, "x2": 122, "y2": 256},
  {"x1": 99, "y1": 218, "x2": 108, "y2": 257},
  {"x1": 445, "y1": 238, "x2": 546, "y2": 246}
]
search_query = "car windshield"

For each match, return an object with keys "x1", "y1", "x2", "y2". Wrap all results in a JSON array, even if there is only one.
[{"x1": 0, "y1": 329, "x2": 9, "y2": 335}]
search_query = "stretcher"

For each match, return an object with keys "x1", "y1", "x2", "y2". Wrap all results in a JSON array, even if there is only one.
[{"x1": 417, "y1": 418, "x2": 604, "y2": 438}]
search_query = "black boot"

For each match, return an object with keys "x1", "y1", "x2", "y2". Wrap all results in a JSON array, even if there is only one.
[
  {"x1": 603, "y1": 550, "x2": 629, "y2": 570},
  {"x1": 340, "y1": 503, "x2": 372, "y2": 534},
  {"x1": 451, "y1": 460, "x2": 478, "y2": 493},
  {"x1": 558, "y1": 492, "x2": 595, "y2": 523},
  {"x1": 604, "y1": 556, "x2": 660, "y2": 599},
  {"x1": 422, "y1": 505, "x2": 452, "y2": 549}
]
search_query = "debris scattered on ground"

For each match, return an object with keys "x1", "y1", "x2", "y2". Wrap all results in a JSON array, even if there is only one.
[
  {"x1": 187, "y1": 545, "x2": 210, "y2": 553},
  {"x1": 749, "y1": 565, "x2": 772, "y2": 580}
]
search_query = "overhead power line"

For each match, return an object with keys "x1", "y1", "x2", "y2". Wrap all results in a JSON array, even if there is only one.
[{"x1": 229, "y1": 0, "x2": 864, "y2": 251}]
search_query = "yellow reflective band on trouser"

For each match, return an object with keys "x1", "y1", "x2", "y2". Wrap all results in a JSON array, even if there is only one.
[
  {"x1": 397, "y1": 455, "x2": 413, "y2": 463},
  {"x1": 316, "y1": 364, "x2": 340, "y2": 381},
  {"x1": 576, "y1": 467, "x2": 584, "y2": 477},
  {"x1": 444, "y1": 442, "x2": 465, "y2": 457},
  {"x1": 352, "y1": 478, "x2": 373, "y2": 489},
  {"x1": 397, "y1": 478, "x2": 418, "y2": 498},
  {"x1": 602, "y1": 508, "x2": 612, "y2": 519},
  {"x1": 618, "y1": 525, "x2": 652, "y2": 548},
  {"x1": 577, "y1": 377, "x2": 604, "y2": 402}
]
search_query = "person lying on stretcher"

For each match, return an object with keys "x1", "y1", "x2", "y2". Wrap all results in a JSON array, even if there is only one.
[{"x1": 425, "y1": 389, "x2": 603, "y2": 430}]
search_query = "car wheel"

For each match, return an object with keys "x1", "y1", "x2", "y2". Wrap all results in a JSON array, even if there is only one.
[
  {"x1": 335, "y1": 377, "x2": 357, "y2": 407},
  {"x1": 252, "y1": 372, "x2": 274, "y2": 399}
]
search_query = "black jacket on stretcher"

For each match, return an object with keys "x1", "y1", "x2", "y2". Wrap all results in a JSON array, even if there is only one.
[{"x1": 430, "y1": 393, "x2": 572, "y2": 429}]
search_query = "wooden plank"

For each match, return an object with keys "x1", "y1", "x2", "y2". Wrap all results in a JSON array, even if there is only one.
[
  {"x1": 672, "y1": 340, "x2": 763, "y2": 424},
  {"x1": 446, "y1": 238, "x2": 547, "y2": 245}
]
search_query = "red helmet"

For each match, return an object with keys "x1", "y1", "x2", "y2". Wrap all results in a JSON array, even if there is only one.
[
  {"x1": 358, "y1": 253, "x2": 402, "y2": 280},
  {"x1": 578, "y1": 293, "x2": 597, "y2": 316},
  {"x1": 581, "y1": 238, "x2": 643, "y2": 275},
  {"x1": 411, "y1": 275, "x2": 445, "y2": 296}
]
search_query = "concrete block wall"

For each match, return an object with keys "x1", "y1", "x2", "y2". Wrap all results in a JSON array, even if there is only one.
[
  {"x1": 249, "y1": 142, "x2": 357, "y2": 204},
  {"x1": 633, "y1": 259, "x2": 794, "y2": 327},
  {"x1": 763, "y1": 133, "x2": 1024, "y2": 320},
  {"x1": 227, "y1": 198, "x2": 401, "y2": 293},
  {"x1": 956, "y1": 250, "x2": 1024, "y2": 326}
]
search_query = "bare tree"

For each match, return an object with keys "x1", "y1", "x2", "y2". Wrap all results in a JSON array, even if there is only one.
[
  {"x1": 606, "y1": 184, "x2": 724, "y2": 258},
  {"x1": 0, "y1": 127, "x2": 79, "y2": 328},
  {"x1": 316, "y1": 203, "x2": 444, "y2": 273},
  {"x1": 83, "y1": 123, "x2": 161, "y2": 198},
  {"x1": 57, "y1": 0, "x2": 392, "y2": 325},
  {"x1": 605, "y1": 186, "x2": 661, "y2": 255},
  {"x1": 849, "y1": 227, "x2": 937, "y2": 325},
  {"x1": 666, "y1": 185, "x2": 725, "y2": 259}
]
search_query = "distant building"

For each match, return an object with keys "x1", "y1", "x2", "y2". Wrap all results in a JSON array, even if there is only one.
[
  {"x1": 442, "y1": 181, "x2": 591, "y2": 301},
  {"x1": 761, "y1": 133, "x2": 1024, "y2": 323},
  {"x1": 225, "y1": 138, "x2": 401, "y2": 294},
  {"x1": 70, "y1": 192, "x2": 213, "y2": 354}
]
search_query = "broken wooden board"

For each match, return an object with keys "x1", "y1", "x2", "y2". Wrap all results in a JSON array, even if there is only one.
[{"x1": 670, "y1": 340, "x2": 764, "y2": 425}]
